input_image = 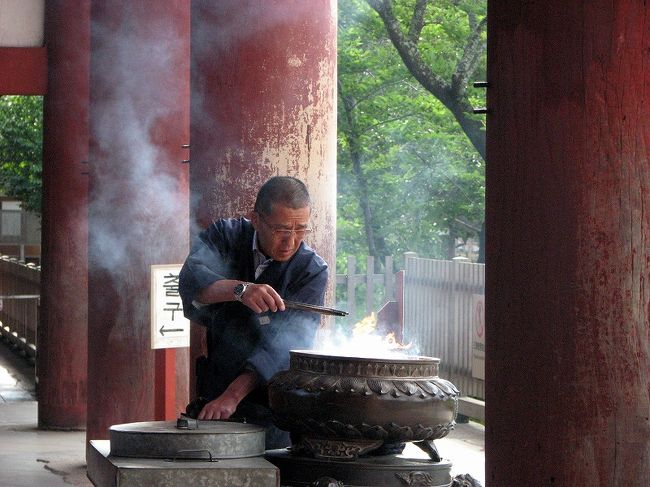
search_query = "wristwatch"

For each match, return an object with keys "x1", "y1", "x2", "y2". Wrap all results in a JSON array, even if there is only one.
[{"x1": 233, "y1": 282, "x2": 251, "y2": 302}]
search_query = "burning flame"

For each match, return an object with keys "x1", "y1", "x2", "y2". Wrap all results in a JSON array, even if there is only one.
[
  {"x1": 316, "y1": 311, "x2": 416, "y2": 358},
  {"x1": 383, "y1": 331, "x2": 410, "y2": 350},
  {"x1": 351, "y1": 313, "x2": 412, "y2": 352},
  {"x1": 351, "y1": 312, "x2": 379, "y2": 337}
]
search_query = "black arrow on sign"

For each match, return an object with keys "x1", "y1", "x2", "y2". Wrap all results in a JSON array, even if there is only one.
[{"x1": 159, "y1": 325, "x2": 184, "y2": 336}]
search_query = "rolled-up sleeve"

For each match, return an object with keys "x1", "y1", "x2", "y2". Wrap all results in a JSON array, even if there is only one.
[
  {"x1": 179, "y1": 223, "x2": 232, "y2": 326},
  {"x1": 246, "y1": 263, "x2": 328, "y2": 383}
]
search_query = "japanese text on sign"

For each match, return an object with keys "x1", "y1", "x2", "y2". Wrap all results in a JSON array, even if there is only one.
[{"x1": 151, "y1": 264, "x2": 189, "y2": 349}]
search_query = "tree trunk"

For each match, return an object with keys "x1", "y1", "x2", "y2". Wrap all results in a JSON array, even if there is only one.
[{"x1": 339, "y1": 81, "x2": 387, "y2": 257}]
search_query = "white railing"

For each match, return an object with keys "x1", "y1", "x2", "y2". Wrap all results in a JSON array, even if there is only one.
[{"x1": 0, "y1": 256, "x2": 40, "y2": 360}]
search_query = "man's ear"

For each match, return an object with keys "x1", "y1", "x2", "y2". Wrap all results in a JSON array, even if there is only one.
[{"x1": 248, "y1": 211, "x2": 259, "y2": 229}]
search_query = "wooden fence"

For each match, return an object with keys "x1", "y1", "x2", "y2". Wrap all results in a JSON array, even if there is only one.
[
  {"x1": 335, "y1": 255, "x2": 396, "y2": 323},
  {"x1": 403, "y1": 255, "x2": 485, "y2": 402}
]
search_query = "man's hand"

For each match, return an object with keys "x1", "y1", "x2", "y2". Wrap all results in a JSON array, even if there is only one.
[
  {"x1": 240, "y1": 283, "x2": 285, "y2": 313},
  {"x1": 197, "y1": 369, "x2": 260, "y2": 421},
  {"x1": 197, "y1": 392, "x2": 239, "y2": 420}
]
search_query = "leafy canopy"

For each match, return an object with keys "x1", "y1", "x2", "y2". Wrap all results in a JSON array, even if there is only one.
[
  {"x1": 337, "y1": 0, "x2": 486, "y2": 269},
  {"x1": 0, "y1": 96, "x2": 43, "y2": 214}
]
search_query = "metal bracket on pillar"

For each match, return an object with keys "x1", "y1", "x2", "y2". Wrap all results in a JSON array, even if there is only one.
[{"x1": 472, "y1": 82, "x2": 489, "y2": 114}]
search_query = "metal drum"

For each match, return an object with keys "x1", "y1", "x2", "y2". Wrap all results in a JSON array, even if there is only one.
[
  {"x1": 109, "y1": 420, "x2": 265, "y2": 460},
  {"x1": 88, "y1": 419, "x2": 278, "y2": 487}
]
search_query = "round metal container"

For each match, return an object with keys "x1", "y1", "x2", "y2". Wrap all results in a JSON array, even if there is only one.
[
  {"x1": 268, "y1": 350, "x2": 459, "y2": 460},
  {"x1": 109, "y1": 420, "x2": 265, "y2": 460}
]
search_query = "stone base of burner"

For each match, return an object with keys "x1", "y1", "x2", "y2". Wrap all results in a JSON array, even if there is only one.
[
  {"x1": 87, "y1": 440, "x2": 279, "y2": 487},
  {"x1": 266, "y1": 448, "x2": 453, "y2": 487}
]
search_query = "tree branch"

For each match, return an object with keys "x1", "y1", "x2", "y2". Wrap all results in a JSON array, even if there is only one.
[
  {"x1": 451, "y1": 15, "x2": 487, "y2": 98},
  {"x1": 407, "y1": 0, "x2": 431, "y2": 43},
  {"x1": 366, "y1": 0, "x2": 486, "y2": 160},
  {"x1": 362, "y1": 112, "x2": 420, "y2": 133},
  {"x1": 345, "y1": 75, "x2": 415, "y2": 107},
  {"x1": 366, "y1": 0, "x2": 448, "y2": 100}
]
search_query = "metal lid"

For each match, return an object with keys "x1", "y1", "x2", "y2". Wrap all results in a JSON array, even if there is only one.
[{"x1": 109, "y1": 420, "x2": 266, "y2": 460}]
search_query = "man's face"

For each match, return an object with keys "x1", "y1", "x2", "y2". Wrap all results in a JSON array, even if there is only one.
[{"x1": 251, "y1": 204, "x2": 311, "y2": 261}]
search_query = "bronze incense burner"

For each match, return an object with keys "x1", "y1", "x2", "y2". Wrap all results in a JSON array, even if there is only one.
[{"x1": 268, "y1": 350, "x2": 459, "y2": 461}]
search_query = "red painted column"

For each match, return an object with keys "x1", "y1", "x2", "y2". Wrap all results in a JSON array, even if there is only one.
[
  {"x1": 189, "y1": 0, "x2": 337, "y2": 394},
  {"x1": 0, "y1": 48, "x2": 47, "y2": 95},
  {"x1": 38, "y1": 0, "x2": 90, "y2": 430},
  {"x1": 486, "y1": 1, "x2": 650, "y2": 485},
  {"x1": 86, "y1": 1, "x2": 190, "y2": 441}
]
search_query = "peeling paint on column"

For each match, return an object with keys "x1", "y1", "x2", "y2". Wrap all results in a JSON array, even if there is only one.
[{"x1": 191, "y1": 0, "x2": 337, "y2": 279}]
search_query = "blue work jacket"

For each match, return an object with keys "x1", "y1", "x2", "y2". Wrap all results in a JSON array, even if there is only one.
[{"x1": 179, "y1": 217, "x2": 328, "y2": 403}]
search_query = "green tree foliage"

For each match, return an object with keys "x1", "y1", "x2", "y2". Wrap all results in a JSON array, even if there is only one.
[
  {"x1": 337, "y1": 0, "x2": 486, "y2": 270},
  {"x1": 0, "y1": 96, "x2": 43, "y2": 214}
]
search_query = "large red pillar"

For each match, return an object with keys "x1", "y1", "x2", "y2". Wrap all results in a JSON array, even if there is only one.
[
  {"x1": 86, "y1": 1, "x2": 190, "y2": 441},
  {"x1": 39, "y1": 0, "x2": 90, "y2": 430},
  {"x1": 486, "y1": 1, "x2": 649, "y2": 485},
  {"x1": 189, "y1": 0, "x2": 337, "y2": 393}
]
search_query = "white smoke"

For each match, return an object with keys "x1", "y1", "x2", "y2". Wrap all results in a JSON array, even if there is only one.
[{"x1": 88, "y1": 7, "x2": 189, "y2": 274}]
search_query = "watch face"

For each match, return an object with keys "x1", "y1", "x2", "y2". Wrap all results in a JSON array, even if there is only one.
[{"x1": 234, "y1": 283, "x2": 246, "y2": 297}]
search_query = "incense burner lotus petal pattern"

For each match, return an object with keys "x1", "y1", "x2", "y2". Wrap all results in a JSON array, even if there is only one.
[{"x1": 268, "y1": 350, "x2": 459, "y2": 460}]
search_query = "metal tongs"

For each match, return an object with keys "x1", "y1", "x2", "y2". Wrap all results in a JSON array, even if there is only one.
[{"x1": 283, "y1": 300, "x2": 349, "y2": 317}]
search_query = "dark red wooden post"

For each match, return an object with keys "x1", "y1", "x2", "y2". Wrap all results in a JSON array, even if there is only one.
[
  {"x1": 486, "y1": 1, "x2": 650, "y2": 484},
  {"x1": 0, "y1": 48, "x2": 47, "y2": 95},
  {"x1": 86, "y1": 1, "x2": 190, "y2": 440},
  {"x1": 39, "y1": 0, "x2": 90, "y2": 430},
  {"x1": 189, "y1": 0, "x2": 337, "y2": 396}
]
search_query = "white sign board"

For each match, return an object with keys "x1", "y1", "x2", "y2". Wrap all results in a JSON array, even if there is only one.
[
  {"x1": 471, "y1": 294, "x2": 485, "y2": 380},
  {"x1": 150, "y1": 264, "x2": 189, "y2": 349}
]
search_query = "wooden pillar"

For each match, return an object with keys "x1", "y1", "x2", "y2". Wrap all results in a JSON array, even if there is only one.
[
  {"x1": 38, "y1": 0, "x2": 90, "y2": 430},
  {"x1": 486, "y1": 1, "x2": 650, "y2": 485},
  {"x1": 86, "y1": 1, "x2": 190, "y2": 441},
  {"x1": 0, "y1": 48, "x2": 47, "y2": 95},
  {"x1": 189, "y1": 0, "x2": 337, "y2": 395}
]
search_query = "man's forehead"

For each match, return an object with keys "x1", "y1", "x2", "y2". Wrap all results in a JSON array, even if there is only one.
[
  {"x1": 275, "y1": 220, "x2": 310, "y2": 228},
  {"x1": 266, "y1": 205, "x2": 310, "y2": 224},
  {"x1": 267, "y1": 204, "x2": 310, "y2": 216}
]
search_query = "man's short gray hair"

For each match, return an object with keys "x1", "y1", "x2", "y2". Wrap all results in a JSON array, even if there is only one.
[{"x1": 254, "y1": 176, "x2": 311, "y2": 216}]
